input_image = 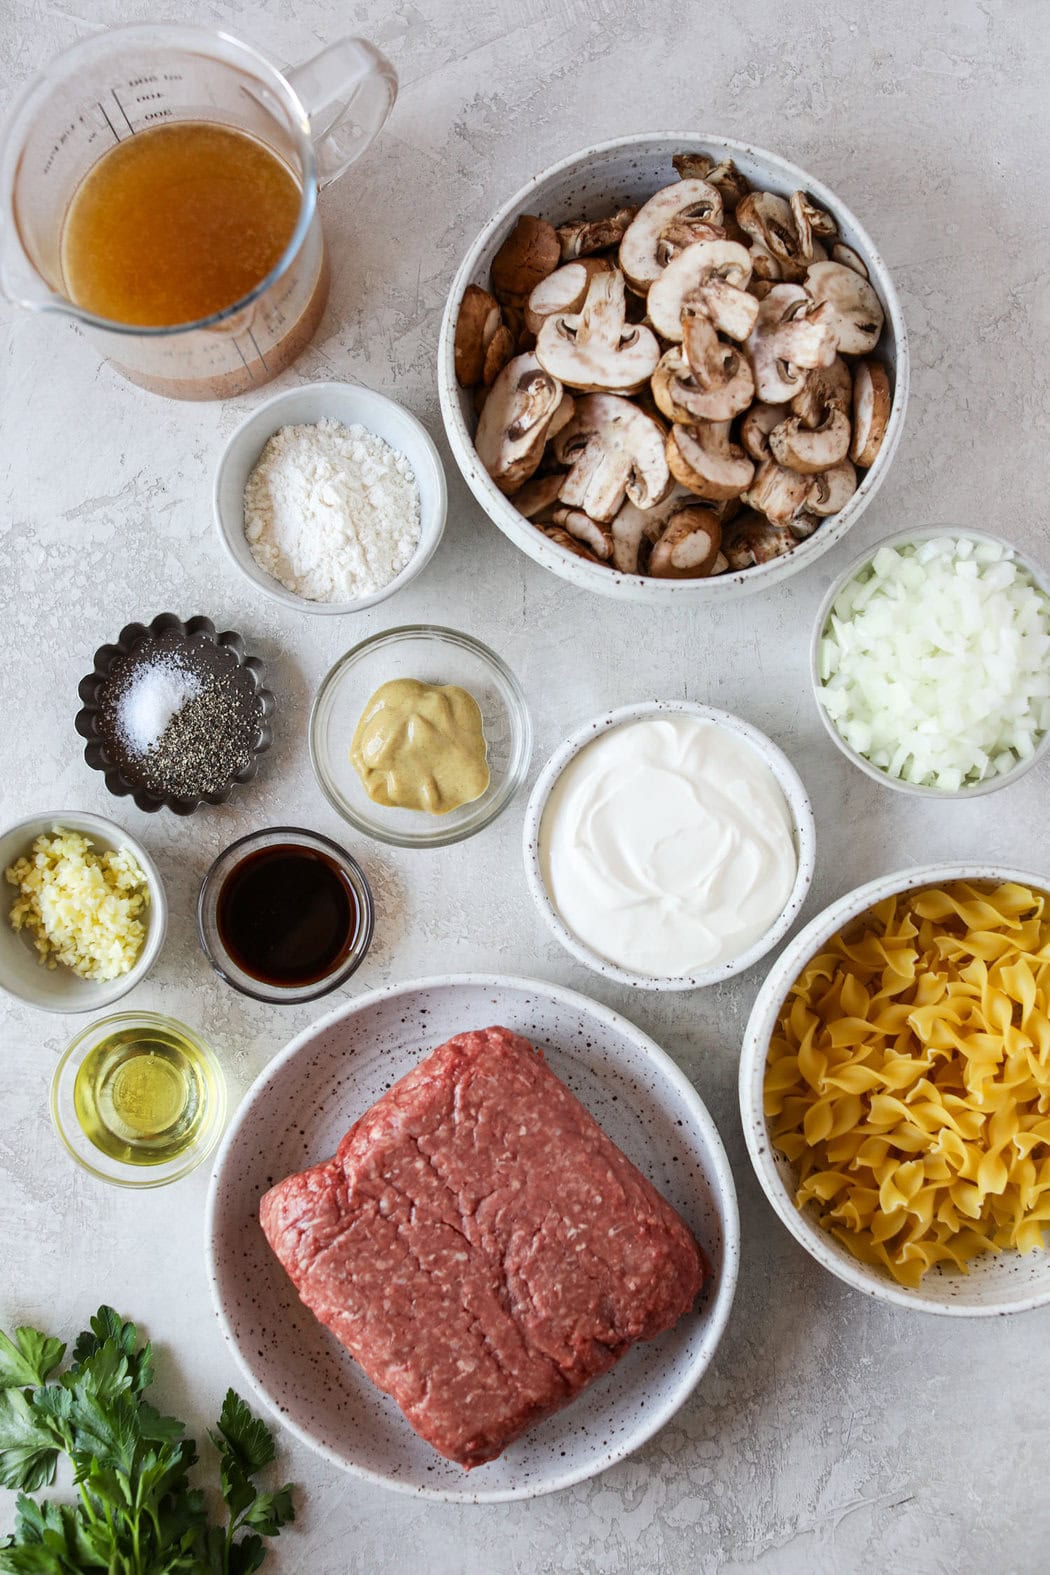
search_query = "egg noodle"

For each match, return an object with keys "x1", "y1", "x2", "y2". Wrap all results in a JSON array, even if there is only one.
[{"x1": 764, "y1": 881, "x2": 1050, "y2": 1287}]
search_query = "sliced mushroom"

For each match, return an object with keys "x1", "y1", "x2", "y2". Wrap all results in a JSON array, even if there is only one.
[
  {"x1": 745, "y1": 284, "x2": 836, "y2": 403},
  {"x1": 475, "y1": 353, "x2": 565, "y2": 494},
  {"x1": 741, "y1": 458, "x2": 810, "y2": 525},
  {"x1": 737, "y1": 192, "x2": 809, "y2": 281},
  {"x1": 850, "y1": 360, "x2": 892, "y2": 467},
  {"x1": 552, "y1": 393, "x2": 670, "y2": 522},
  {"x1": 789, "y1": 511, "x2": 821, "y2": 540},
  {"x1": 609, "y1": 486, "x2": 695, "y2": 573},
  {"x1": 805, "y1": 261, "x2": 884, "y2": 355},
  {"x1": 723, "y1": 511, "x2": 797, "y2": 569},
  {"x1": 557, "y1": 208, "x2": 635, "y2": 260},
  {"x1": 647, "y1": 240, "x2": 756, "y2": 341},
  {"x1": 454, "y1": 285, "x2": 502, "y2": 387},
  {"x1": 548, "y1": 506, "x2": 613, "y2": 559},
  {"x1": 524, "y1": 258, "x2": 611, "y2": 335},
  {"x1": 491, "y1": 215, "x2": 561, "y2": 305},
  {"x1": 649, "y1": 506, "x2": 723, "y2": 578},
  {"x1": 535, "y1": 269, "x2": 660, "y2": 394},
  {"x1": 619, "y1": 179, "x2": 724, "y2": 294},
  {"x1": 790, "y1": 190, "x2": 837, "y2": 262},
  {"x1": 790, "y1": 356, "x2": 853, "y2": 426},
  {"x1": 666, "y1": 420, "x2": 754, "y2": 501},
  {"x1": 513, "y1": 472, "x2": 566, "y2": 518},
  {"x1": 672, "y1": 154, "x2": 751, "y2": 210},
  {"x1": 656, "y1": 216, "x2": 726, "y2": 267},
  {"x1": 741, "y1": 402, "x2": 790, "y2": 462},
  {"x1": 768, "y1": 407, "x2": 852, "y2": 474},
  {"x1": 538, "y1": 524, "x2": 604, "y2": 564},
  {"x1": 806, "y1": 459, "x2": 857, "y2": 516},
  {"x1": 749, "y1": 242, "x2": 783, "y2": 284},
  {"x1": 652, "y1": 338, "x2": 754, "y2": 424},
  {"x1": 831, "y1": 242, "x2": 869, "y2": 279},
  {"x1": 481, "y1": 322, "x2": 515, "y2": 387}
]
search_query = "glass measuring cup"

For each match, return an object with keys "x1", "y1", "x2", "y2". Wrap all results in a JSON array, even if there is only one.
[{"x1": 0, "y1": 25, "x2": 396, "y2": 399}]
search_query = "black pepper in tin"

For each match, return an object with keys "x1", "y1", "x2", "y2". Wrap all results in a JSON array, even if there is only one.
[{"x1": 76, "y1": 615, "x2": 275, "y2": 815}]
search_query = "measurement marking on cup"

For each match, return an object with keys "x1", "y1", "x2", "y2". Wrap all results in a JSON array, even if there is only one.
[
  {"x1": 97, "y1": 101, "x2": 121, "y2": 143},
  {"x1": 232, "y1": 336, "x2": 256, "y2": 384},
  {"x1": 246, "y1": 327, "x2": 269, "y2": 374},
  {"x1": 111, "y1": 89, "x2": 135, "y2": 135}
]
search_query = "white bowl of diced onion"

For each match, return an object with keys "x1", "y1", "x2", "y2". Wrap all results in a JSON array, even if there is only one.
[{"x1": 811, "y1": 527, "x2": 1050, "y2": 796}]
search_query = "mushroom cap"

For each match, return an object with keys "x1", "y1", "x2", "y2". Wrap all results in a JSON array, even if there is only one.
[
  {"x1": 652, "y1": 343, "x2": 754, "y2": 424},
  {"x1": 552, "y1": 392, "x2": 670, "y2": 522},
  {"x1": 455, "y1": 285, "x2": 502, "y2": 387},
  {"x1": 806, "y1": 458, "x2": 857, "y2": 516},
  {"x1": 557, "y1": 208, "x2": 635, "y2": 261},
  {"x1": 491, "y1": 214, "x2": 561, "y2": 305},
  {"x1": 850, "y1": 360, "x2": 892, "y2": 467},
  {"x1": 790, "y1": 356, "x2": 853, "y2": 426},
  {"x1": 768, "y1": 407, "x2": 852, "y2": 474},
  {"x1": 741, "y1": 457, "x2": 810, "y2": 525},
  {"x1": 481, "y1": 322, "x2": 515, "y2": 388},
  {"x1": 723, "y1": 510, "x2": 798, "y2": 569},
  {"x1": 666, "y1": 420, "x2": 755, "y2": 501},
  {"x1": 649, "y1": 506, "x2": 723, "y2": 578},
  {"x1": 745, "y1": 284, "x2": 837, "y2": 403},
  {"x1": 737, "y1": 191, "x2": 808, "y2": 281},
  {"x1": 646, "y1": 240, "x2": 755, "y2": 340},
  {"x1": 535, "y1": 269, "x2": 660, "y2": 394},
  {"x1": 475, "y1": 352, "x2": 565, "y2": 495},
  {"x1": 805, "y1": 261, "x2": 885, "y2": 355},
  {"x1": 740, "y1": 402, "x2": 790, "y2": 462},
  {"x1": 524, "y1": 259, "x2": 611, "y2": 335},
  {"x1": 618, "y1": 179, "x2": 725, "y2": 294}
]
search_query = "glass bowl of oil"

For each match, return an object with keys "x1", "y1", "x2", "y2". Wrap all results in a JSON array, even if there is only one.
[{"x1": 50, "y1": 1011, "x2": 227, "y2": 1187}]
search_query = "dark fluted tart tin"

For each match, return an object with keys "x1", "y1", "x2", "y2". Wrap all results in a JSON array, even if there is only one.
[{"x1": 75, "y1": 614, "x2": 275, "y2": 816}]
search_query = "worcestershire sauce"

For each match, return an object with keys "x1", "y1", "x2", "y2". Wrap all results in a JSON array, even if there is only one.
[{"x1": 217, "y1": 845, "x2": 357, "y2": 986}]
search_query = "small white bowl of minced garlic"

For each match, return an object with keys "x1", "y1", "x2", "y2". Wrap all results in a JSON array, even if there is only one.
[
  {"x1": 0, "y1": 812, "x2": 166, "y2": 1013},
  {"x1": 309, "y1": 626, "x2": 532, "y2": 849},
  {"x1": 523, "y1": 701, "x2": 815, "y2": 991}
]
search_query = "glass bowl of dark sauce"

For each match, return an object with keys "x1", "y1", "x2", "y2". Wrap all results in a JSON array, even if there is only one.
[{"x1": 197, "y1": 827, "x2": 374, "y2": 1003}]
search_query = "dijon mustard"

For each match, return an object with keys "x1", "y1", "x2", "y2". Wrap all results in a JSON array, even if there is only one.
[{"x1": 350, "y1": 679, "x2": 489, "y2": 814}]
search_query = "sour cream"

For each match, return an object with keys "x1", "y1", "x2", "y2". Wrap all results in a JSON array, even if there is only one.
[{"x1": 539, "y1": 714, "x2": 798, "y2": 978}]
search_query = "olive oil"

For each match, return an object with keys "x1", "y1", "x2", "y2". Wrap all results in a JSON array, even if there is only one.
[
  {"x1": 60, "y1": 121, "x2": 301, "y2": 327},
  {"x1": 73, "y1": 1022, "x2": 216, "y2": 1166}
]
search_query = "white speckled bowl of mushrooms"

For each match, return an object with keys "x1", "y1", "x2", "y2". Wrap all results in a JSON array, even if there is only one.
[{"x1": 438, "y1": 134, "x2": 909, "y2": 602}]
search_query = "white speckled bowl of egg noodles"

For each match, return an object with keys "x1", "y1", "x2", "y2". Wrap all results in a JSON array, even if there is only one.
[
  {"x1": 205, "y1": 974, "x2": 739, "y2": 1501},
  {"x1": 0, "y1": 811, "x2": 166, "y2": 1013},
  {"x1": 740, "y1": 863, "x2": 1050, "y2": 1315},
  {"x1": 522, "y1": 701, "x2": 815, "y2": 991}
]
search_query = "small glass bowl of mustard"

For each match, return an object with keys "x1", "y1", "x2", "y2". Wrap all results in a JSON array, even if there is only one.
[
  {"x1": 50, "y1": 1010, "x2": 227, "y2": 1188},
  {"x1": 309, "y1": 626, "x2": 532, "y2": 848}
]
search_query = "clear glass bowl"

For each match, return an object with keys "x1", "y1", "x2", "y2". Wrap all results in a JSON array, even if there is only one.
[
  {"x1": 51, "y1": 1010, "x2": 227, "y2": 1188},
  {"x1": 197, "y1": 826, "x2": 374, "y2": 1004},
  {"x1": 309, "y1": 626, "x2": 532, "y2": 848}
]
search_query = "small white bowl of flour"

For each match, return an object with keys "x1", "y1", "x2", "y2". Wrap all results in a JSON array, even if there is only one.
[{"x1": 214, "y1": 383, "x2": 447, "y2": 614}]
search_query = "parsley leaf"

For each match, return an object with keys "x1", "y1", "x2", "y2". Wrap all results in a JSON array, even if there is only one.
[{"x1": 0, "y1": 1308, "x2": 296, "y2": 1575}]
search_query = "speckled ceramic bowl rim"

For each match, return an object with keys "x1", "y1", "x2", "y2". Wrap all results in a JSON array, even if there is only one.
[
  {"x1": 740, "y1": 862, "x2": 1050, "y2": 1316},
  {"x1": 523, "y1": 702, "x2": 816, "y2": 991},
  {"x1": 810, "y1": 525, "x2": 1050, "y2": 799},
  {"x1": 203, "y1": 972, "x2": 740, "y2": 1502},
  {"x1": 213, "y1": 382, "x2": 448, "y2": 615},
  {"x1": 308, "y1": 625, "x2": 533, "y2": 848},
  {"x1": 50, "y1": 1009, "x2": 227, "y2": 1187},
  {"x1": 0, "y1": 810, "x2": 167, "y2": 1013},
  {"x1": 437, "y1": 131, "x2": 910, "y2": 603}
]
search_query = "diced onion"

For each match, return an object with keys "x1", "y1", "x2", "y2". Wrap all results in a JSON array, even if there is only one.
[{"x1": 818, "y1": 537, "x2": 1050, "y2": 789}]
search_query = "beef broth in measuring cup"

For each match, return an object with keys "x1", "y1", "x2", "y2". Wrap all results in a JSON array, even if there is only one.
[{"x1": 0, "y1": 26, "x2": 396, "y2": 398}]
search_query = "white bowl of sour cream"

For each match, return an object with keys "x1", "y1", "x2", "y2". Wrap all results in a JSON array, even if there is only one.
[{"x1": 523, "y1": 702, "x2": 815, "y2": 991}]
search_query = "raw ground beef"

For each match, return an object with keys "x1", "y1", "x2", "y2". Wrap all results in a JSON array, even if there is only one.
[{"x1": 259, "y1": 1026, "x2": 706, "y2": 1468}]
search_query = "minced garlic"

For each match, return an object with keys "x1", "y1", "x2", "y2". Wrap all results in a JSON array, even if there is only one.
[{"x1": 5, "y1": 828, "x2": 149, "y2": 980}]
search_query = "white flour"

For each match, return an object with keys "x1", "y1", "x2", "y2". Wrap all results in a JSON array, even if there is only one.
[{"x1": 243, "y1": 418, "x2": 421, "y2": 603}]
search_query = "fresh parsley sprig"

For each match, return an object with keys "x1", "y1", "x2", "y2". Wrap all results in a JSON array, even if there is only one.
[{"x1": 0, "y1": 1306, "x2": 294, "y2": 1575}]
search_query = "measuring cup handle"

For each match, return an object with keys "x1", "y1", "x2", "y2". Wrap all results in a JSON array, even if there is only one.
[{"x1": 286, "y1": 38, "x2": 397, "y2": 191}]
